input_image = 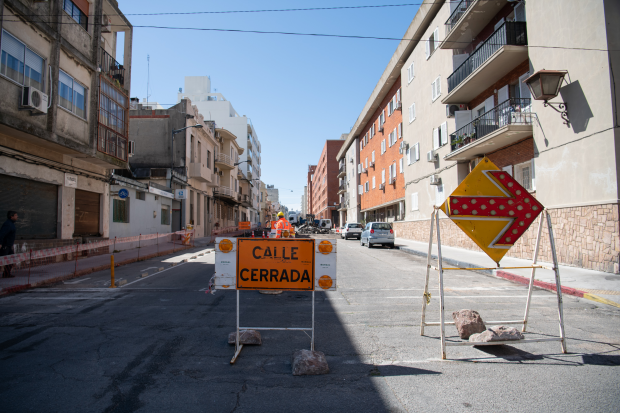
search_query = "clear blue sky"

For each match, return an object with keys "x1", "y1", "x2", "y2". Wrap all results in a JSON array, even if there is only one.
[{"x1": 120, "y1": 1, "x2": 422, "y2": 210}]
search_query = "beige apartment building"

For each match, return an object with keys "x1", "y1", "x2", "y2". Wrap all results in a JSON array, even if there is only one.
[
  {"x1": 0, "y1": 0, "x2": 132, "y2": 245},
  {"x1": 395, "y1": 0, "x2": 620, "y2": 273}
]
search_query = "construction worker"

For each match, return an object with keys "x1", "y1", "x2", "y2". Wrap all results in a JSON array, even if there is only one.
[{"x1": 275, "y1": 211, "x2": 292, "y2": 238}]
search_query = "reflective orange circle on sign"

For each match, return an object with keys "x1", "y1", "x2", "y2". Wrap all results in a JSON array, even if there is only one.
[
  {"x1": 318, "y1": 275, "x2": 333, "y2": 289},
  {"x1": 219, "y1": 239, "x2": 233, "y2": 253},
  {"x1": 318, "y1": 240, "x2": 333, "y2": 254},
  {"x1": 283, "y1": 230, "x2": 290, "y2": 238}
]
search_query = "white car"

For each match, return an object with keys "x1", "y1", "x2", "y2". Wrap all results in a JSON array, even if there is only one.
[{"x1": 341, "y1": 223, "x2": 363, "y2": 240}]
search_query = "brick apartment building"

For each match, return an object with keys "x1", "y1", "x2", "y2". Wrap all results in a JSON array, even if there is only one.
[
  {"x1": 306, "y1": 165, "x2": 316, "y2": 218},
  {"x1": 358, "y1": 78, "x2": 405, "y2": 222},
  {"x1": 311, "y1": 140, "x2": 344, "y2": 225}
]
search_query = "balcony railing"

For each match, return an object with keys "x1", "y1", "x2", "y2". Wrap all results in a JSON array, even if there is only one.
[
  {"x1": 216, "y1": 186, "x2": 235, "y2": 198},
  {"x1": 215, "y1": 153, "x2": 234, "y2": 168},
  {"x1": 338, "y1": 164, "x2": 346, "y2": 176},
  {"x1": 99, "y1": 47, "x2": 125, "y2": 89},
  {"x1": 447, "y1": 22, "x2": 527, "y2": 93},
  {"x1": 449, "y1": 98, "x2": 532, "y2": 152},
  {"x1": 445, "y1": 0, "x2": 474, "y2": 35}
]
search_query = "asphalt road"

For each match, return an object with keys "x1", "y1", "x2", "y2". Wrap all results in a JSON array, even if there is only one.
[{"x1": 1, "y1": 237, "x2": 619, "y2": 412}]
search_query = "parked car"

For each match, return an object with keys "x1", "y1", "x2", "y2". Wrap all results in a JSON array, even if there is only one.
[
  {"x1": 360, "y1": 222, "x2": 395, "y2": 248},
  {"x1": 341, "y1": 223, "x2": 363, "y2": 240}
]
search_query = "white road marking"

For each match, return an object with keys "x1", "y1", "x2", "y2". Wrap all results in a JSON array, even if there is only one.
[
  {"x1": 21, "y1": 297, "x2": 115, "y2": 300},
  {"x1": 63, "y1": 278, "x2": 91, "y2": 285},
  {"x1": 121, "y1": 262, "x2": 187, "y2": 287},
  {"x1": 387, "y1": 295, "x2": 555, "y2": 299},
  {"x1": 199, "y1": 287, "x2": 208, "y2": 291},
  {"x1": 141, "y1": 267, "x2": 159, "y2": 271}
]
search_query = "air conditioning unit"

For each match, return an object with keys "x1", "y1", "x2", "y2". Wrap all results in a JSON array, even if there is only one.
[
  {"x1": 396, "y1": 101, "x2": 402, "y2": 110},
  {"x1": 389, "y1": 177, "x2": 396, "y2": 185},
  {"x1": 378, "y1": 125, "x2": 384, "y2": 133},
  {"x1": 430, "y1": 175, "x2": 442, "y2": 185},
  {"x1": 379, "y1": 183, "x2": 385, "y2": 190},
  {"x1": 128, "y1": 140, "x2": 135, "y2": 157},
  {"x1": 427, "y1": 150, "x2": 438, "y2": 162},
  {"x1": 102, "y1": 14, "x2": 112, "y2": 33},
  {"x1": 369, "y1": 160, "x2": 375, "y2": 168},
  {"x1": 21, "y1": 87, "x2": 48, "y2": 114},
  {"x1": 362, "y1": 168, "x2": 368, "y2": 174},
  {"x1": 398, "y1": 141, "x2": 409, "y2": 155},
  {"x1": 446, "y1": 103, "x2": 468, "y2": 118}
]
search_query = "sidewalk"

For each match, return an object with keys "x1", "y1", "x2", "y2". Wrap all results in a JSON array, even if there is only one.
[
  {"x1": 0, "y1": 239, "x2": 196, "y2": 293},
  {"x1": 394, "y1": 237, "x2": 620, "y2": 308}
]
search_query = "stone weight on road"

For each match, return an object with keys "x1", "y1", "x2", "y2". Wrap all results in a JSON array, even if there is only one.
[{"x1": 452, "y1": 309, "x2": 486, "y2": 339}]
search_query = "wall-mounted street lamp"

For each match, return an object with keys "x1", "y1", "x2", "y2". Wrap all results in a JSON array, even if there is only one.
[
  {"x1": 171, "y1": 123, "x2": 203, "y2": 186},
  {"x1": 523, "y1": 70, "x2": 569, "y2": 126},
  {"x1": 234, "y1": 160, "x2": 248, "y2": 166}
]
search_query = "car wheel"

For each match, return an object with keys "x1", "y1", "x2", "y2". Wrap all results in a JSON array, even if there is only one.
[
  {"x1": 389, "y1": 243, "x2": 395, "y2": 249},
  {"x1": 360, "y1": 238, "x2": 364, "y2": 246},
  {"x1": 367, "y1": 240, "x2": 372, "y2": 249}
]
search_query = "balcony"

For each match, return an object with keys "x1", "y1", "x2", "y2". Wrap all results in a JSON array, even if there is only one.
[
  {"x1": 247, "y1": 136, "x2": 253, "y2": 149},
  {"x1": 206, "y1": 171, "x2": 219, "y2": 187},
  {"x1": 338, "y1": 183, "x2": 347, "y2": 195},
  {"x1": 215, "y1": 186, "x2": 237, "y2": 201},
  {"x1": 215, "y1": 153, "x2": 234, "y2": 169},
  {"x1": 240, "y1": 194, "x2": 253, "y2": 208},
  {"x1": 443, "y1": 22, "x2": 528, "y2": 104},
  {"x1": 246, "y1": 153, "x2": 253, "y2": 163},
  {"x1": 338, "y1": 199, "x2": 349, "y2": 211},
  {"x1": 189, "y1": 162, "x2": 212, "y2": 182},
  {"x1": 337, "y1": 164, "x2": 346, "y2": 178},
  {"x1": 99, "y1": 47, "x2": 125, "y2": 89},
  {"x1": 445, "y1": 98, "x2": 533, "y2": 162},
  {"x1": 442, "y1": 0, "x2": 510, "y2": 49}
]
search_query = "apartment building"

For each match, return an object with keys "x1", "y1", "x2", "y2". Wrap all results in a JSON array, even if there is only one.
[
  {"x1": 306, "y1": 165, "x2": 316, "y2": 217},
  {"x1": 396, "y1": 0, "x2": 620, "y2": 273},
  {"x1": 0, "y1": 0, "x2": 132, "y2": 244},
  {"x1": 126, "y1": 99, "x2": 219, "y2": 237},
  {"x1": 179, "y1": 76, "x2": 262, "y2": 226},
  {"x1": 311, "y1": 140, "x2": 344, "y2": 225},
  {"x1": 301, "y1": 186, "x2": 307, "y2": 217}
]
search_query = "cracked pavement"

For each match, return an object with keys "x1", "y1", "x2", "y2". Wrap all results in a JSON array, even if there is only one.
[{"x1": 0, "y1": 238, "x2": 619, "y2": 412}]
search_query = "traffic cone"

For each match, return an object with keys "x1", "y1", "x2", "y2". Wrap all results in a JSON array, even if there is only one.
[
  {"x1": 252, "y1": 231, "x2": 255, "y2": 238},
  {"x1": 262, "y1": 231, "x2": 265, "y2": 238}
]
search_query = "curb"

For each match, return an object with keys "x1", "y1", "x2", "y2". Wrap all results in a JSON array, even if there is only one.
[{"x1": 396, "y1": 246, "x2": 620, "y2": 309}]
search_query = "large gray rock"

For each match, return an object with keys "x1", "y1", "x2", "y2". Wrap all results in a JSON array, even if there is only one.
[
  {"x1": 452, "y1": 309, "x2": 486, "y2": 339},
  {"x1": 228, "y1": 330, "x2": 262, "y2": 345},
  {"x1": 469, "y1": 326, "x2": 524, "y2": 343},
  {"x1": 291, "y1": 350, "x2": 329, "y2": 376}
]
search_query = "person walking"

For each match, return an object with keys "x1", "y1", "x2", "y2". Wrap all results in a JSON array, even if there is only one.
[
  {"x1": 0, "y1": 211, "x2": 18, "y2": 278},
  {"x1": 274, "y1": 211, "x2": 292, "y2": 238}
]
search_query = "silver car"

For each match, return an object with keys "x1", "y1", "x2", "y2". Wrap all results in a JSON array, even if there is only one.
[{"x1": 360, "y1": 222, "x2": 395, "y2": 248}]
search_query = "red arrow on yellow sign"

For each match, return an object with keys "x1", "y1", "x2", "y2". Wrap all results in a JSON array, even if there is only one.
[{"x1": 439, "y1": 157, "x2": 544, "y2": 264}]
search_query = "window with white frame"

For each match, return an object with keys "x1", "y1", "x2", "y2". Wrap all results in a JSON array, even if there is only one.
[
  {"x1": 407, "y1": 62, "x2": 415, "y2": 83},
  {"x1": 365, "y1": 157, "x2": 368, "y2": 168},
  {"x1": 408, "y1": 103, "x2": 416, "y2": 123},
  {"x1": 371, "y1": 150, "x2": 375, "y2": 163},
  {"x1": 396, "y1": 88, "x2": 401, "y2": 104},
  {"x1": 389, "y1": 128, "x2": 397, "y2": 147},
  {"x1": 381, "y1": 139, "x2": 386, "y2": 154},
  {"x1": 1, "y1": 30, "x2": 45, "y2": 90},
  {"x1": 358, "y1": 163, "x2": 362, "y2": 174},
  {"x1": 432, "y1": 122, "x2": 448, "y2": 150},
  {"x1": 425, "y1": 27, "x2": 439, "y2": 59},
  {"x1": 365, "y1": 182, "x2": 369, "y2": 192},
  {"x1": 59, "y1": 69, "x2": 87, "y2": 119},
  {"x1": 514, "y1": 160, "x2": 535, "y2": 191},
  {"x1": 431, "y1": 76, "x2": 441, "y2": 102},
  {"x1": 358, "y1": 185, "x2": 363, "y2": 195},
  {"x1": 372, "y1": 176, "x2": 376, "y2": 189},
  {"x1": 382, "y1": 169, "x2": 386, "y2": 184},
  {"x1": 360, "y1": 140, "x2": 363, "y2": 152},
  {"x1": 399, "y1": 158, "x2": 404, "y2": 174},
  {"x1": 411, "y1": 192, "x2": 419, "y2": 211},
  {"x1": 398, "y1": 123, "x2": 402, "y2": 139}
]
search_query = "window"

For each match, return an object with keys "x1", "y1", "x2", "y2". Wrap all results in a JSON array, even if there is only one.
[
  {"x1": 381, "y1": 139, "x2": 386, "y2": 154},
  {"x1": 433, "y1": 128, "x2": 440, "y2": 150},
  {"x1": 360, "y1": 140, "x2": 363, "y2": 152},
  {"x1": 514, "y1": 160, "x2": 535, "y2": 191},
  {"x1": 382, "y1": 169, "x2": 386, "y2": 184},
  {"x1": 63, "y1": 0, "x2": 88, "y2": 31},
  {"x1": 407, "y1": 62, "x2": 415, "y2": 83},
  {"x1": 207, "y1": 150, "x2": 211, "y2": 168},
  {"x1": 365, "y1": 182, "x2": 369, "y2": 192},
  {"x1": 435, "y1": 184, "x2": 445, "y2": 206},
  {"x1": 372, "y1": 176, "x2": 376, "y2": 189},
  {"x1": 1, "y1": 30, "x2": 45, "y2": 90},
  {"x1": 411, "y1": 193, "x2": 419, "y2": 211},
  {"x1": 409, "y1": 103, "x2": 416, "y2": 123},
  {"x1": 399, "y1": 158, "x2": 404, "y2": 174},
  {"x1": 113, "y1": 198, "x2": 129, "y2": 223},
  {"x1": 440, "y1": 122, "x2": 448, "y2": 146},
  {"x1": 425, "y1": 27, "x2": 439, "y2": 59},
  {"x1": 398, "y1": 123, "x2": 402, "y2": 140},
  {"x1": 431, "y1": 76, "x2": 441, "y2": 102},
  {"x1": 161, "y1": 205, "x2": 170, "y2": 225},
  {"x1": 365, "y1": 157, "x2": 368, "y2": 168},
  {"x1": 59, "y1": 70, "x2": 87, "y2": 118},
  {"x1": 136, "y1": 191, "x2": 146, "y2": 201},
  {"x1": 372, "y1": 150, "x2": 375, "y2": 163},
  {"x1": 358, "y1": 185, "x2": 363, "y2": 195}
]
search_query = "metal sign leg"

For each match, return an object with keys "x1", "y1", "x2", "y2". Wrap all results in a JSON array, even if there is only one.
[
  {"x1": 523, "y1": 213, "x2": 545, "y2": 332},
  {"x1": 231, "y1": 289, "x2": 243, "y2": 364},
  {"x1": 435, "y1": 211, "x2": 447, "y2": 360},
  {"x1": 311, "y1": 290, "x2": 315, "y2": 351},
  {"x1": 420, "y1": 210, "x2": 436, "y2": 336},
  {"x1": 545, "y1": 210, "x2": 567, "y2": 353}
]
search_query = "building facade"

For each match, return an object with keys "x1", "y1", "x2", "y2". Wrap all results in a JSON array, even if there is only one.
[
  {"x1": 0, "y1": 0, "x2": 132, "y2": 245},
  {"x1": 394, "y1": 0, "x2": 620, "y2": 273},
  {"x1": 311, "y1": 140, "x2": 344, "y2": 225},
  {"x1": 179, "y1": 76, "x2": 262, "y2": 226}
]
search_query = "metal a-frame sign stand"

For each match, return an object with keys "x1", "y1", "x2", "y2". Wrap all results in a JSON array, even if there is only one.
[{"x1": 420, "y1": 207, "x2": 567, "y2": 359}]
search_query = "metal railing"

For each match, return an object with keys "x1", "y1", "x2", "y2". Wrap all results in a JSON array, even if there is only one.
[
  {"x1": 97, "y1": 125, "x2": 127, "y2": 161},
  {"x1": 216, "y1": 186, "x2": 235, "y2": 197},
  {"x1": 447, "y1": 22, "x2": 528, "y2": 93},
  {"x1": 99, "y1": 47, "x2": 125, "y2": 88},
  {"x1": 215, "y1": 153, "x2": 234, "y2": 167},
  {"x1": 445, "y1": 0, "x2": 475, "y2": 34},
  {"x1": 449, "y1": 98, "x2": 532, "y2": 152},
  {"x1": 338, "y1": 164, "x2": 346, "y2": 175},
  {"x1": 339, "y1": 183, "x2": 346, "y2": 192}
]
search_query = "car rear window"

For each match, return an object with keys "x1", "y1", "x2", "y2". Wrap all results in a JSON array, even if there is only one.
[
  {"x1": 371, "y1": 223, "x2": 392, "y2": 230},
  {"x1": 348, "y1": 224, "x2": 361, "y2": 228}
]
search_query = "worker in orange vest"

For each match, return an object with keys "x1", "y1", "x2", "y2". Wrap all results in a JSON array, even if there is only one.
[{"x1": 275, "y1": 211, "x2": 292, "y2": 238}]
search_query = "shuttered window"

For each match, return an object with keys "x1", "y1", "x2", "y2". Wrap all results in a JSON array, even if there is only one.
[
  {"x1": 407, "y1": 62, "x2": 415, "y2": 83},
  {"x1": 411, "y1": 193, "x2": 419, "y2": 211},
  {"x1": 75, "y1": 189, "x2": 100, "y2": 236},
  {"x1": 409, "y1": 103, "x2": 416, "y2": 123},
  {"x1": 113, "y1": 199, "x2": 129, "y2": 223}
]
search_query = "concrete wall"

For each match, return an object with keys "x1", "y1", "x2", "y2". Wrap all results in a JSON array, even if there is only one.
[
  {"x1": 402, "y1": 3, "x2": 455, "y2": 221},
  {"x1": 109, "y1": 185, "x2": 172, "y2": 238}
]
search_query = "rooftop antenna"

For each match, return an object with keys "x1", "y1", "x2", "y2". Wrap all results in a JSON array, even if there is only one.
[{"x1": 146, "y1": 54, "x2": 151, "y2": 108}]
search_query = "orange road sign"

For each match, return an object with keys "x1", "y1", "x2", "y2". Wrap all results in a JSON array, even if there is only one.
[
  {"x1": 239, "y1": 221, "x2": 251, "y2": 230},
  {"x1": 439, "y1": 157, "x2": 544, "y2": 264},
  {"x1": 236, "y1": 238, "x2": 315, "y2": 291}
]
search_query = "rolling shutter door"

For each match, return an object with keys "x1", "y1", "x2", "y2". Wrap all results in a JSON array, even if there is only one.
[
  {"x1": 74, "y1": 189, "x2": 100, "y2": 236},
  {"x1": 0, "y1": 174, "x2": 57, "y2": 239}
]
